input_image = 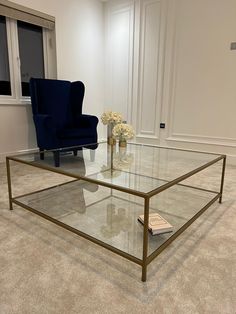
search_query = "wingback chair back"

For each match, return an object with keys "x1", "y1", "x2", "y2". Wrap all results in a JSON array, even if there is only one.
[{"x1": 30, "y1": 78, "x2": 98, "y2": 167}]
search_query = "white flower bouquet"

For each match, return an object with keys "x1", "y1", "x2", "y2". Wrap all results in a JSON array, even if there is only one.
[
  {"x1": 101, "y1": 111, "x2": 123, "y2": 125},
  {"x1": 112, "y1": 123, "x2": 135, "y2": 140}
]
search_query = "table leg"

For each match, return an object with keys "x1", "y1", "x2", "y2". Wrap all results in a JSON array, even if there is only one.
[
  {"x1": 142, "y1": 197, "x2": 150, "y2": 282},
  {"x1": 219, "y1": 156, "x2": 226, "y2": 204},
  {"x1": 6, "y1": 158, "x2": 13, "y2": 210}
]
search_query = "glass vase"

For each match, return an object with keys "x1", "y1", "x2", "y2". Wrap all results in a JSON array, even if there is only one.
[
  {"x1": 107, "y1": 124, "x2": 116, "y2": 145},
  {"x1": 119, "y1": 138, "x2": 127, "y2": 148}
]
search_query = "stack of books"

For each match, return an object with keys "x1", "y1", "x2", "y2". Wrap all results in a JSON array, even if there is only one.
[{"x1": 138, "y1": 212, "x2": 173, "y2": 235}]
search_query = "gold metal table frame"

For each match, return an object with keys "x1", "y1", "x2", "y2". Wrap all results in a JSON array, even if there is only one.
[{"x1": 6, "y1": 142, "x2": 226, "y2": 282}]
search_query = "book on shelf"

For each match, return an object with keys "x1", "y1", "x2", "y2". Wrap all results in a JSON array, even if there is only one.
[{"x1": 138, "y1": 212, "x2": 173, "y2": 236}]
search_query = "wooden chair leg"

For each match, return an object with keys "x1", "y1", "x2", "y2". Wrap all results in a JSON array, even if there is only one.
[
  {"x1": 53, "y1": 151, "x2": 60, "y2": 167},
  {"x1": 39, "y1": 149, "x2": 44, "y2": 160}
]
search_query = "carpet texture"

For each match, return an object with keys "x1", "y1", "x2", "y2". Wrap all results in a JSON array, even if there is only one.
[{"x1": 0, "y1": 160, "x2": 235, "y2": 314}]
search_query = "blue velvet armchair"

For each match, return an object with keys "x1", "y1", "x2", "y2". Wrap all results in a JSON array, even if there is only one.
[{"x1": 29, "y1": 78, "x2": 98, "y2": 167}]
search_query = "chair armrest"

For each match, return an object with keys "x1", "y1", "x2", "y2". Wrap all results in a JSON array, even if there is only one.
[
  {"x1": 34, "y1": 114, "x2": 59, "y2": 133},
  {"x1": 75, "y1": 114, "x2": 98, "y2": 129}
]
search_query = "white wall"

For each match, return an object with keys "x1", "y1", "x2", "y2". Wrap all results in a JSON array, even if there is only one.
[
  {"x1": 104, "y1": 0, "x2": 134, "y2": 122},
  {"x1": 162, "y1": 0, "x2": 236, "y2": 163},
  {"x1": 104, "y1": 0, "x2": 236, "y2": 163},
  {"x1": 1, "y1": 0, "x2": 236, "y2": 163},
  {"x1": 104, "y1": 0, "x2": 167, "y2": 143},
  {"x1": 134, "y1": 0, "x2": 167, "y2": 143},
  {"x1": 0, "y1": 0, "x2": 105, "y2": 160}
]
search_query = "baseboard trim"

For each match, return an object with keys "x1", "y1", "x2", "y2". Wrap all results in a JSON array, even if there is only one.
[{"x1": 167, "y1": 135, "x2": 236, "y2": 148}]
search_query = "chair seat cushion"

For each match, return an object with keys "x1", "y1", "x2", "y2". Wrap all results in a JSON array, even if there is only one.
[{"x1": 58, "y1": 127, "x2": 95, "y2": 139}]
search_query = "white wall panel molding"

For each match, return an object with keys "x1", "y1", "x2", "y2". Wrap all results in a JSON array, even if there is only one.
[
  {"x1": 167, "y1": 134, "x2": 236, "y2": 148},
  {"x1": 164, "y1": 0, "x2": 180, "y2": 141},
  {"x1": 105, "y1": 1, "x2": 134, "y2": 123},
  {"x1": 164, "y1": 0, "x2": 236, "y2": 154},
  {"x1": 165, "y1": 30, "x2": 236, "y2": 151},
  {"x1": 136, "y1": 0, "x2": 167, "y2": 140}
]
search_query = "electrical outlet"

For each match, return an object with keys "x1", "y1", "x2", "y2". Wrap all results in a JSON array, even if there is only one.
[
  {"x1": 230, "y1": 42, "x2": 236, "y2": 50},
  {"x1": 160, "y1": 123, "x2": 166, "y2": 129}
]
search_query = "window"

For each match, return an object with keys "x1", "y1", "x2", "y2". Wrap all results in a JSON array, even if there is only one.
[
  {"x1": 17, "y1": 21, "x2": 45, "y2": 96},
  {"x1": 0, "y1": 1, "x2": 56, "y2": 104},
  {"x1": 0, "y1": 15, "x2": 11, "y2": 95}
]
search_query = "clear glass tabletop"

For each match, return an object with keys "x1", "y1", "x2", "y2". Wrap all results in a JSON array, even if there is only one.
[
  {"x1": 11, "y1": 142, "x2": 223, "y2": 195},
  {"x1": 15, "y1": 181, "x2": 219, "y2": 259},
  {"x1": 10, "y1": 142, "x2": 224, "y2": 260}
]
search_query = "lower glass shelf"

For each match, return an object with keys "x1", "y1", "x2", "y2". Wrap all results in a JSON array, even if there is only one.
[{"x1": 15, "y1": 180, "x2": 218, "y2": 260}]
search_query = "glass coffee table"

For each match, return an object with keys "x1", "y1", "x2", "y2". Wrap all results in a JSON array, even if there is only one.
[{"x1": 6, "y1": 142, "x2": 226, "y2": 281}]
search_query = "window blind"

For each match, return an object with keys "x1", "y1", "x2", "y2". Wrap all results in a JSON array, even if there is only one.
[{"x1": 0, "y1": 0, "x2": 55, "y2": 29}]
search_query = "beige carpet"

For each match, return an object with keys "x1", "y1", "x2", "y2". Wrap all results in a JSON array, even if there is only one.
[{"x1": 0, "y1": 160, "x2": 236, "y2": 314}]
